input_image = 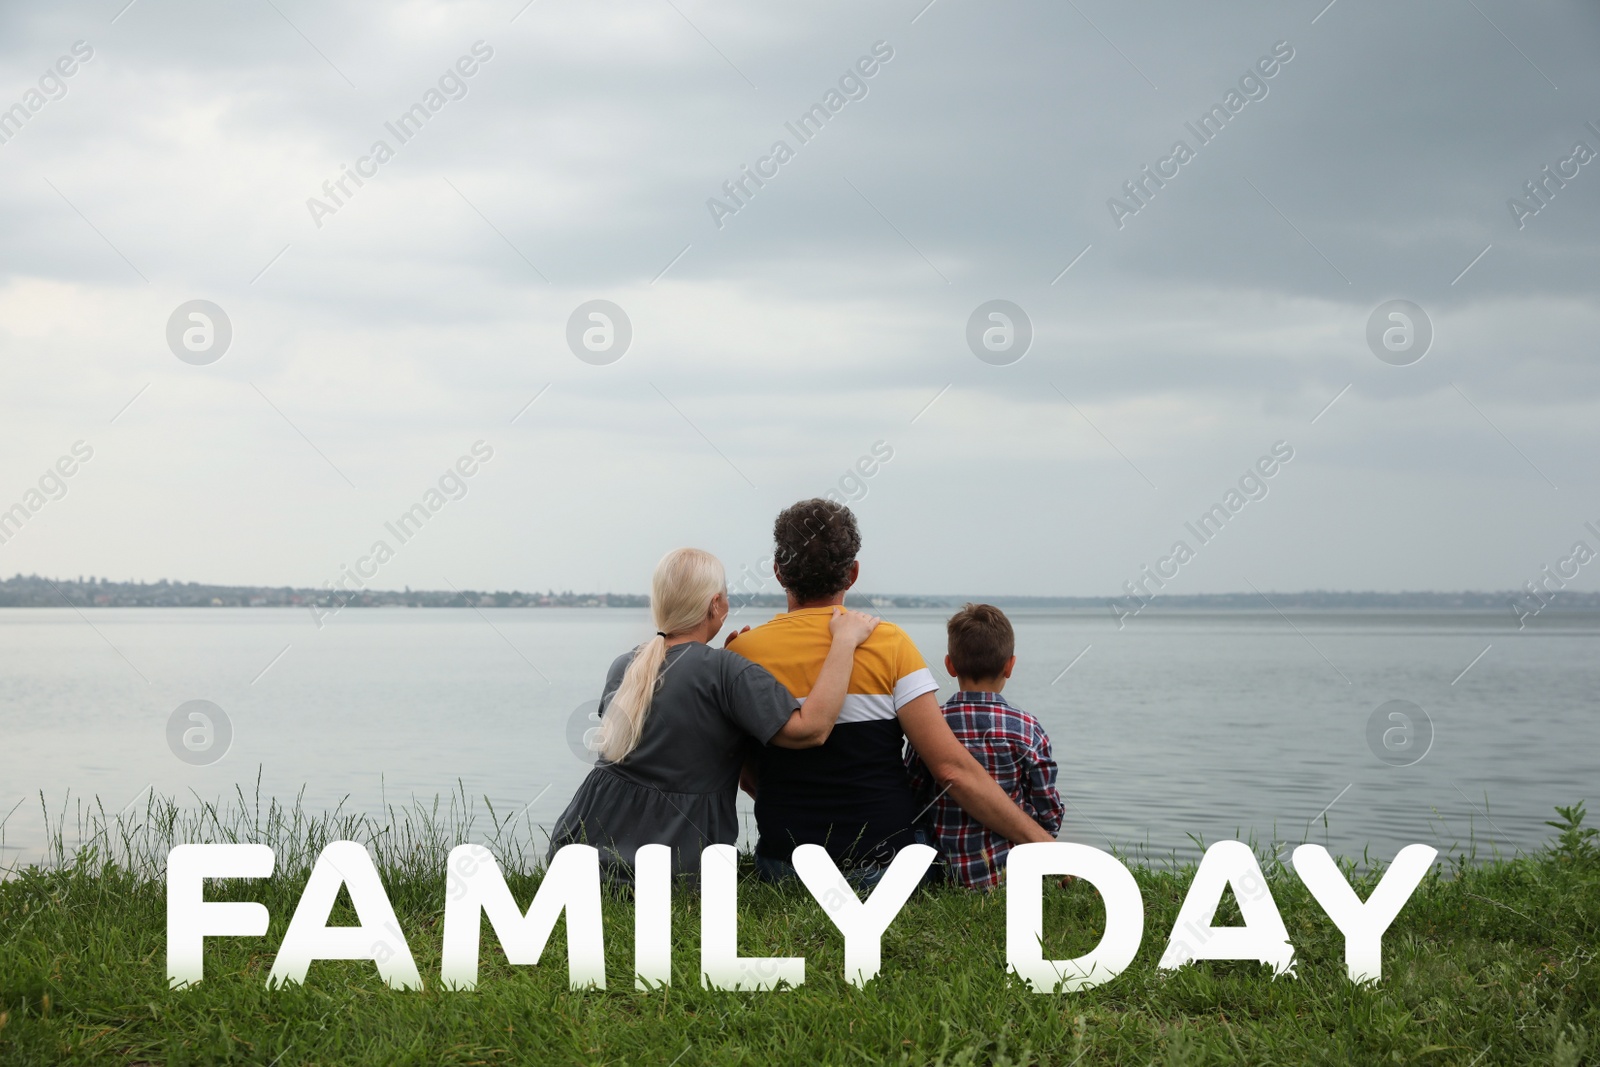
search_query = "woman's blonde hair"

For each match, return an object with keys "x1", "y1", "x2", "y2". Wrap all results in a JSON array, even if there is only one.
[{"x1": 595, "y1": 547, "x2": 726, "y2": 763}]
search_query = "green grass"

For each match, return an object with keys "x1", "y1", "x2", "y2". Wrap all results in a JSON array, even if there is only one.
[{"x1": 1, "y1": 790, "x2": 1596, "y2": 1065}]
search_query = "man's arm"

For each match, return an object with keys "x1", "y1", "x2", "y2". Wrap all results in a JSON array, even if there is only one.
[
  {"x1": 1020, "y1": 725, "x2": 1064, "y2": 835},
  {"x1": 898, "y1": 692, "x2": 1055, "y2": 845},
  {"x1": 904, "y1": 746, "x2": 934, "y2": 802}
]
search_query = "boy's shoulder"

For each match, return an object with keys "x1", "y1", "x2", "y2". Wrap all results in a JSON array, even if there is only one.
[
  {"x1": 940, "y1": 691, "x2": 1026, "y2": 710},
  {"x1": 942, "y1": 693, "x2": 1048, "y2": 733}
]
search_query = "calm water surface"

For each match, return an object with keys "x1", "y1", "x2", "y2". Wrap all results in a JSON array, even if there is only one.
[{"x1": 2, "y1": 607, "x2": 1595, "y2": 866}]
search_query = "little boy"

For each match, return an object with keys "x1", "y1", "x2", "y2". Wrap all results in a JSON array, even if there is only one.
[{"x1": 906, "y1": 603, "x2": 1063, "y2": 889}]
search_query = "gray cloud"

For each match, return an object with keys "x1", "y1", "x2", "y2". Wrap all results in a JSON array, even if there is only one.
[{"x1": 0, "y1": 0, "x2": 1595, "y2": 595}]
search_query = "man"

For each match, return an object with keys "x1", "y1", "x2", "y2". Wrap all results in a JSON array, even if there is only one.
[{"x1": 728, "y1": 498, "x2": 1056, "y2": 885}]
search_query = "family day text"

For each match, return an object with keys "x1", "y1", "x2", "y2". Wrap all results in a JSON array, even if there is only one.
[{"x1": 168, "y1": 838, "x2": 1436, "y2": 994}]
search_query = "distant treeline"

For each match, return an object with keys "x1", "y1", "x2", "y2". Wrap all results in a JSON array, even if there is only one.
[
  {"x1": 2, "y1": 574, "x2": 1597, "y2": 612},
  {"x1": 0, "y1": 575, "x2": 646, "y2": 610},
  {"x1": 969, "y1": 590, "x2": 1600, "y2": 611}
]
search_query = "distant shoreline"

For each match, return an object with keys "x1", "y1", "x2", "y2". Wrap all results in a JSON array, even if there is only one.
[{"x1": 3, "y1": 575, "x2": 1598, "y2": 612}]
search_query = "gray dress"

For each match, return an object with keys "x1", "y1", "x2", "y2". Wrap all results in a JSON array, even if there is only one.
[{"x1": 548, "y1": 642, "x2": 798, "y2": 881}]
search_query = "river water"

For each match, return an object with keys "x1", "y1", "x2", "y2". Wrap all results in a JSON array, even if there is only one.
[{"x1": 2, "y1": 606, "x2": 1594, "y2": 868}]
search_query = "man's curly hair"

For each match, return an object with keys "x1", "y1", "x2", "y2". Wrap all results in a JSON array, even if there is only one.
[{"x1": 772, "y1": 498, "x2": 861, "y2": 603}]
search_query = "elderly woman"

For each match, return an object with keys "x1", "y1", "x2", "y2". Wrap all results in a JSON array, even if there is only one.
[{"x1": 549, "y1": 546, "x2": 878, "y2": 880}]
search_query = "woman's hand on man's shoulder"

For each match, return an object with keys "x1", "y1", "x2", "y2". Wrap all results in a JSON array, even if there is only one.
[{"x1": 828, "y1": 607, "x2": 881, "y2": 648}]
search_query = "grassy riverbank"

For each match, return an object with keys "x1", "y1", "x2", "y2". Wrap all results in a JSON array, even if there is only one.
[{"x1": 1, "y1": 793, "x2": 1596, "y2": 1065}]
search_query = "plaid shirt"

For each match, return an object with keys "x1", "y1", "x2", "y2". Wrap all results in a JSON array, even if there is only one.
[{"x1": 905, "y1": 691, "x2": 1062, "y2": 890}]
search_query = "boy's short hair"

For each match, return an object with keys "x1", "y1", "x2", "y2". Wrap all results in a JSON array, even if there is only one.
[
  {"x1": 946, "y1": 603, "x2": 1014, "y2": 680},
  {"x1": 772, "y1": 498, "x2": 860, "y2": 603}
]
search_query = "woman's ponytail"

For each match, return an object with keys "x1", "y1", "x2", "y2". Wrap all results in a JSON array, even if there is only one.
[
  {"x1": 597, "y1": 633, "x2": 668, "y2": 762},
  {"x1": 595, "y1": 547, "x2": 726, "y2": 763}
]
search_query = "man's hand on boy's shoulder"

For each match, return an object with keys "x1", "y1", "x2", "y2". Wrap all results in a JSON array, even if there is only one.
[{"x1": 723, "y1": 625, "x2": 750, "y2": 648}]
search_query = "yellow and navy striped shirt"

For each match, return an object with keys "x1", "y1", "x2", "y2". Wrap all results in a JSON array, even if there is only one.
[{"x1": 728, "y1": 607, "x2": 938, "y2": 866}]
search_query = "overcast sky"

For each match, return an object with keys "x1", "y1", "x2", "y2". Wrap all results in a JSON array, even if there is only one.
[{"x1": 0, "y1": 0, "x2": 1596, "y2": 598}]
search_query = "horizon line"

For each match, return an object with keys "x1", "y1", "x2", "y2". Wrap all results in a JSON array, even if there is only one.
[{"x1": 0, "y1": 574, "x2": 1592, "y2": 607}]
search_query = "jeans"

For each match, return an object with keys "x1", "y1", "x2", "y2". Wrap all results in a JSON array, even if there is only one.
[{"x1": 754, "y1": 828, "x2": 941, "y2": 891}]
